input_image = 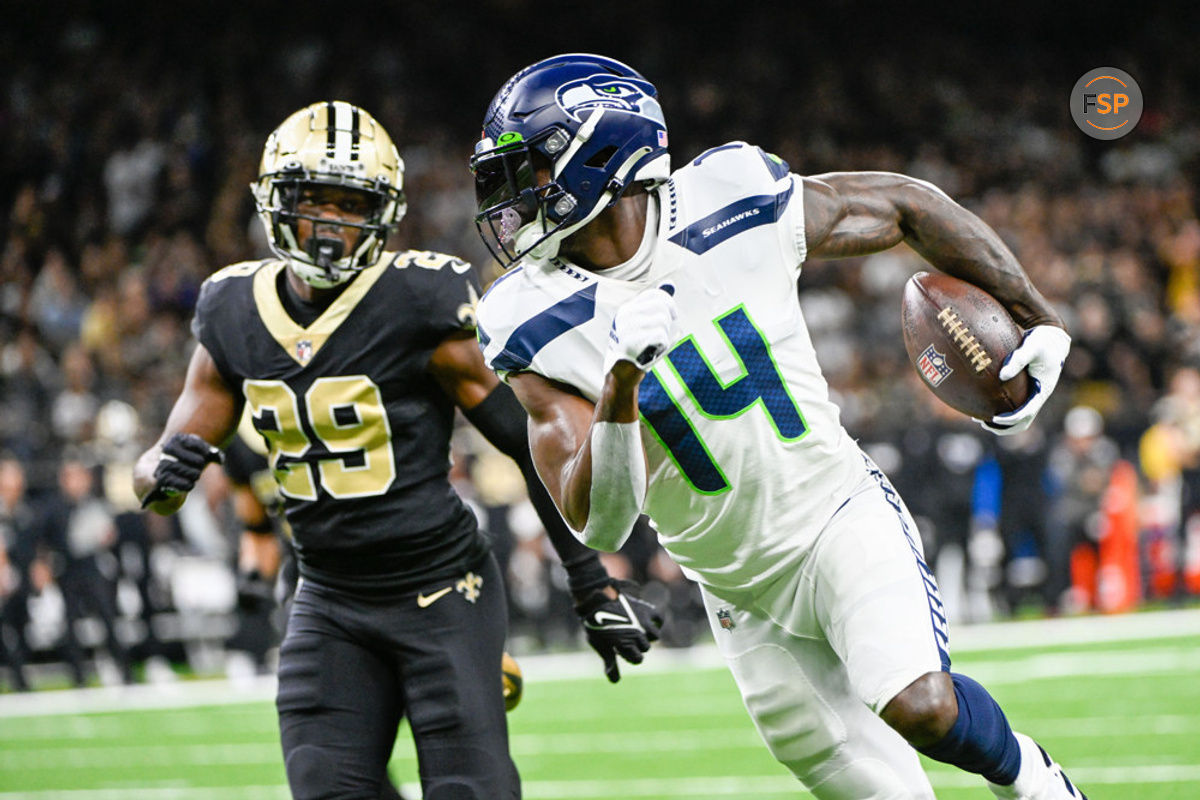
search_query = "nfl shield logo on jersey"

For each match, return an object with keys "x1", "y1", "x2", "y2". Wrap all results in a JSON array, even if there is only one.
[
  {"x1": 296, "y1": 340, "x2": 314, "y2": 364},
  {"x1": 716, "y1": 608, "x2": 735, "y2": 631},
  {"x1": 917, "y1": 344, "x2": 953, "y2": 387}
]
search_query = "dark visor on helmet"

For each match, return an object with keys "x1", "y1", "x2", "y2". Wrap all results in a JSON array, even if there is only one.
[
  {"x1": 470, "y1": 140, "x2": 544, "y2": 266},
  {"x1": 472, "y1": 145, "x2": 537, "y2": 213},
  {"x1": 470, "y1": 132, "x2": 579, "y2": 267}
]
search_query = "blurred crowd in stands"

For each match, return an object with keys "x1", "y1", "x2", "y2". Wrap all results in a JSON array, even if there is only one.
[{"x1": 2, "y1": 2, "x2": 1200, "y2": 690}]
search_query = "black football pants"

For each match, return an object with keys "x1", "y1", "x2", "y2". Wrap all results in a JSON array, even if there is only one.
[{"x1": 276, "y1": 553, "x2": 518, "y2": 799}]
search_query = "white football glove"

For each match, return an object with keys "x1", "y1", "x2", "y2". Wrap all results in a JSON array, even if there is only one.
[
  {"x1": 979, "y1": 325, "x2": 1071, "y2": 436},
  {"x1": 603, "y1": 283, "x2": 679, "y2": 374}
]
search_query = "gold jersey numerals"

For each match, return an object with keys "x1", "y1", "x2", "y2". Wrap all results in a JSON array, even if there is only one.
[{"x1": 243, "y1": 376, "x2": 396, "y2": 500}]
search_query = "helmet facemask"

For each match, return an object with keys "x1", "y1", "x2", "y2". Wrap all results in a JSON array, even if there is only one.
[
  {"x1": 259, "y1": 173, "x2": 403, "y2": 287},
  {"x1": 471, "y1": 129, "x2": 581, "y2": 266}
]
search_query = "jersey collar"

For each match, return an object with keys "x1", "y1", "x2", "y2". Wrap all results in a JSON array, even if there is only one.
[{"x1": 252, "y1": 257, "x2": 389, "y2": 366}]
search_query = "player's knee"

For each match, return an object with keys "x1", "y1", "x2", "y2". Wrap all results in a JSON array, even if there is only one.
[
  {"x1": 285, "y1": 744, "x2": 375, "y2": 800},
  {"x1": 880, "y1": 671, "x2": 958, "y2": 748},
  {"x1": 732, "y1": 650, "x2": 841, "y2": 773},
  {"x1": 285, "y1": 744, "x2": 334, "y2": 799},
  {"x1": 424, "y1": 783, "x2": 488, "y2": 800}
]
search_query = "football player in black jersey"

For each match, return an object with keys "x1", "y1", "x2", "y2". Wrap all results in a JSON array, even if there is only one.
[
  {"x1": 221, "y1": 426, "x2": 519, "y2": 800},
  {"x1": 133, "y1": 102, "x2": 662, "y2": 800}
]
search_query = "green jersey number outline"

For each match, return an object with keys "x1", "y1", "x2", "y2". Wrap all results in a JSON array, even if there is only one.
[{"x1": 637, "y1": 305, "x2": 808, "y2": 494}]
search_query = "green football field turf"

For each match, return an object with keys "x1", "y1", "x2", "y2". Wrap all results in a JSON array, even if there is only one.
[{"x1": 1, "y1": 610, "x2": 1198, "y2": 799}]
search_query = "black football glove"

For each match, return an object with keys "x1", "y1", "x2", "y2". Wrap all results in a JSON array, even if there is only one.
[
  {"x1": 141, "y1": 433, "x2": 224, "y2": 508},
  {"x1": 575, "y1": 580, "x2": 664, "y2": 683}
]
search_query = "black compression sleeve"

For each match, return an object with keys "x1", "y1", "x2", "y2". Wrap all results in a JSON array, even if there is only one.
[
  {"x1": 463, "y1": 384, "x2": 611, "y2": 595},
  {"x1": 461, "y1": 382, "x2": 527, "y2": 459}
]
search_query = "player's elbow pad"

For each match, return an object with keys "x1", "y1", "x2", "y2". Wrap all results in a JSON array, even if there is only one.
[{"x1": 574, "y1": 421, "x2": 646, "y2": 552}]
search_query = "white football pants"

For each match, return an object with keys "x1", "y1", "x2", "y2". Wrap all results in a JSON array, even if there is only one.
[{"x1": 701, "y1": 464, "x2": 948, "y2": 798}]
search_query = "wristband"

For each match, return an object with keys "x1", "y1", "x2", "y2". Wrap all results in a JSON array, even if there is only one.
[{"x1": 576, "y1": 421, "x2": 646, "y2": 552}]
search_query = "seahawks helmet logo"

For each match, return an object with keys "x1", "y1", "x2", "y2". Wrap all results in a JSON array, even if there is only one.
[{"x1": 555, "y1": 74, "x2": 665, "y2": 124}]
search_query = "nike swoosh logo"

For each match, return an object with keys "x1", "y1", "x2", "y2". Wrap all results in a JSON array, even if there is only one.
[
  {"x1": 416, "y1": 587, "x2": 453, "y2": 608},
  {"x1": 591, "y1": 610, "x2": 632, "y2": 626}
]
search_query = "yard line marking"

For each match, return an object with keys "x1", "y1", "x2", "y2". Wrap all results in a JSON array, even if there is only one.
[
  {"x1": 2, "y1": 640, "x2": 1198, "y2": 720},
  {"x1": 1, "y1": 763, "x2": 1199, "y2": 799},
  {"x1": 5, "y1": 608, "x2": 1197, "y2": 718},
  {"x1": 0, "y1": 730, "x2": 768, "y2": 765},
  {"x1": 5, "y1": 710, "x2": 1199, "y2": 763},
  {"x1": 0, "y1": 742, "x2": 281, "y2": 769},
  {"x1": 947, "y1": 607, "x2": 1200, "y2": 651},
  {"x1": 474, "y1": 765, "x2": 1200, "y2": 797},
  {"x1": 0, "y1": 676, "x2": 277, "y2": 717},
  {"x1": 963, "y1": 646, "x2": 1200, "y2": 685},
  {"x1": 925, "y1": 763, "x2": 1200, "y2": 788},
  {"x1": 1029, "y1": 713, "x2": 1200, "y2": 737},
  {"x1": 0, "y1": 707, "x2": 277, "y2": 740},
  {"x1": 0, "y1": 789, "x2": 289, "y2": 800}
]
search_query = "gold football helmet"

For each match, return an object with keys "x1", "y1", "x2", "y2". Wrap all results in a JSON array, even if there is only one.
[{"x1": 252, "y1": 101, "x2": 406, "y2": 287}]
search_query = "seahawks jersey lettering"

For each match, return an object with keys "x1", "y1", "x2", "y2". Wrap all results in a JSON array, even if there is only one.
[{"x1": 477, "y1": 143, "x2": 864, "y2": 591}]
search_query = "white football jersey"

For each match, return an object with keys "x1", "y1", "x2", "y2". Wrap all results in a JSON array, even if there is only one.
[{"x1": 477, "y1": 142, "x2": 865, "y2": 591}]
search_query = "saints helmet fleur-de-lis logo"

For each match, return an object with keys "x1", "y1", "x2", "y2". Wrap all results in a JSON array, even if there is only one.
[{"x1": 456, "y1": 571, "x2": 483, "y2": 603}]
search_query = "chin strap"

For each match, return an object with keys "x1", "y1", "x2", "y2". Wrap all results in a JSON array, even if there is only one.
[{"x1": 308, "y1": 236, "x2": 346, "y2": 283}]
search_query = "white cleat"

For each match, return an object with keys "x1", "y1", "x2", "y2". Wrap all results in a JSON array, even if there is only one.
[{"x1": 987, "y1": 733, "x2": 1087, "y2": 800}]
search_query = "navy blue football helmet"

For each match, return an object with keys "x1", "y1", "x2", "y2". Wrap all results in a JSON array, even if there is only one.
[{"x1": 470, "y1": 53, "x2": 671, "y2": 266}]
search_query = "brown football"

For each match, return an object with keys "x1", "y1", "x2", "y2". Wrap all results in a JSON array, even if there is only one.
[{"x1": 901, "y1": 272, "x2": 1031, "y2": 420}]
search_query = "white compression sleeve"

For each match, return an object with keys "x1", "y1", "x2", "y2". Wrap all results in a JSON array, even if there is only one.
[{"x1": 576, "y1": 421, "x2": 647, "y2": 552}]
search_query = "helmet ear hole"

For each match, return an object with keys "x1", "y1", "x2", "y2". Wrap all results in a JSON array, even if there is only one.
[{"x1": 585, "y1": 145, "x2": 619, "y2": 169}]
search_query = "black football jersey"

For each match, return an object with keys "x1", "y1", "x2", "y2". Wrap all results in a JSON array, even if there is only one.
[{"x1": 192, "y1": 251, "x2": 487, "y2": 593}]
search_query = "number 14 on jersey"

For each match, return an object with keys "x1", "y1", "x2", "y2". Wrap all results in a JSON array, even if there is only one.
[{"x1": 637, "y1": 305, "x2": 808, "y2": 494}]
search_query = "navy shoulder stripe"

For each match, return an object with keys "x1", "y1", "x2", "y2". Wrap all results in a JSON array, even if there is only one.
[
  {"x1": 756, "y1": 147, "x2": 790, "y2": 181},
  {"x1": 489, "y1": 283, "x2": 597, "y2": 373},
  {"x1": 480, "y1": 265, "x2": 524, "y2": 302},
  {"x1": 667, "y1": 183, "x2": 794, "y2": 256}
]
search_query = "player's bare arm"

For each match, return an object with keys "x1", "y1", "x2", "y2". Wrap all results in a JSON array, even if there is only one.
[
  {"x1": 133, "y1": 343, "x2": 240, "y2": 513},
  {"x1": 497, "y1": 276, "x2": 673, "y2": 551},
  {"x1": 432, "y1": 328, "x2": 638, "y2": 527},
  {"x1": 802, "y1": 172, "x2": 1071, "y2": 435},
  {"x1": 437, "y1": 329, "x2": 660, "y2": 679},
  {"x1": 508, "y1": 361, "x2": 647, "y2": 539},
  {"x1": 802, "y1": 172, "x2": 1062, "y2": 329},
  {"x1": 431, "y1": 330, "x2": 618, "y2": 567},
  {"x1": 428, "y1": 331, "x2": 502, "y2": 410}
]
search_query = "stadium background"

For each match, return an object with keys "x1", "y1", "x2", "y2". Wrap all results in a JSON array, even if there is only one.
[{"x1": 2, "y1": 1, "x2": 1200, "y2": 796}]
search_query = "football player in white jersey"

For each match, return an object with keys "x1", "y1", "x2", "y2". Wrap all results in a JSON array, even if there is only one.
[{"x1": 469, "y1": 54, "x2": 1083, "y2": 800}]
